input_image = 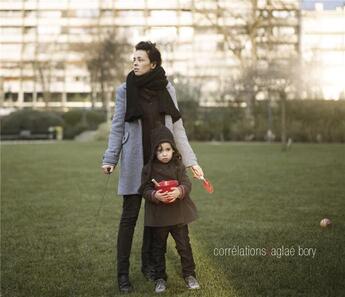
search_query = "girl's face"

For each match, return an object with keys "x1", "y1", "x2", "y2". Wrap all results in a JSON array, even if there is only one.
[
  {"x1": 156, "y1": 142, "x2": 174, "y2": 163},
  {"x1": 132, "y1": 50, "x2": 156, "y2": 76}
]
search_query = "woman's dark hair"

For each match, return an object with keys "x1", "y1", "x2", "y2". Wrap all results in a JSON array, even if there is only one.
[{"x1": 135, "y1": 41, "x2": 162, "y2": 67}]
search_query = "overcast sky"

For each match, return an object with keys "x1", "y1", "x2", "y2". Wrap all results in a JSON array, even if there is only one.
[{"x1": 302, "y1": 0, "x2": 345, "y2": 10}]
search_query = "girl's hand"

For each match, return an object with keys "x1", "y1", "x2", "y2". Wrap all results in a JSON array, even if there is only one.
[
  {"x1": 190, "y1": 164, "x2": 204, "y2": 179},
  {"x1": 166, "y1": 187, "x2": 181, "y2": 203},
  {"x1": 154, "y1": 190, "x2": 170, "y2": 202}
]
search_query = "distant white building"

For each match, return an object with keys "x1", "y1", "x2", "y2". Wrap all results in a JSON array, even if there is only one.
[
  {"x1": 301, "y1": 3, "x2": 345, "y2": 99},
  {"x1": 5, "y1": 0, "x2": 337, "y2": 109}
]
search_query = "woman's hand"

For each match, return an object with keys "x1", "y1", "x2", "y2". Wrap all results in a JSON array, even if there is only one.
[
  {"x1": 154, "y1": 190, "x2": 170, "y2": 203},
  {"x1": 166, "y1": 187, "x2": 181, "y2": 203},
  {"x1": 102, "y1": 164, "x2": 115, "y2": 175},
  {"x1": 190, "y1": 164, "x2": 204, "y2": 179}
]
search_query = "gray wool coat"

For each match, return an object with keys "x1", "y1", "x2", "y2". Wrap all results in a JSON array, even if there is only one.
[{"x1": 102, "y1": 82, "x2": 198, "y2": 196}]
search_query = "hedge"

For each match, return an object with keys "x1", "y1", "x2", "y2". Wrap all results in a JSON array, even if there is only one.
[
  {"x1": 1, "y1": 100, "x2": 344, "y2": 142},
  {"x1": 1, "y1": 109, "x2": 106, "y2": 140}
]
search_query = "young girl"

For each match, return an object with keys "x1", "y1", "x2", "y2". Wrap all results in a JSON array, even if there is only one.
[{"x1": 139, "y1": 126, "x2": 200, "y2": 293}]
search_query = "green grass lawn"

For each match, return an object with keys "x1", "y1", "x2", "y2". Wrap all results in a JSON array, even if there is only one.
[{"x1": 1, "y1": 141, "x2": 345, "y2": 297}]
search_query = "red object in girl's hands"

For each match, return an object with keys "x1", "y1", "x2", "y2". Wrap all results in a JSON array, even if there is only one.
[
  {"x1": 154, "y1": 180, "x2": 179, "y2": 192},
  {"x1": 153, "y1": 180, "x2": 179, "y2": 203}
]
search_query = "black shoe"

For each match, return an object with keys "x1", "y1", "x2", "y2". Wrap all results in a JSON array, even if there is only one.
[
  {"x1": 118, "y1": 275, "x2": 133, "y2": 293},
  {"x1": 142, "y1": 265, "x2": 155, "y2": 281}
]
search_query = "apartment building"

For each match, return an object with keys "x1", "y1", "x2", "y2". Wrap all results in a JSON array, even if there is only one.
[
  {"x1": 1, "y1": 0, "x2": 302, "y2": 109},
  {"x1": 301, "y1": 3, "x2": 345, "y2": 99}
]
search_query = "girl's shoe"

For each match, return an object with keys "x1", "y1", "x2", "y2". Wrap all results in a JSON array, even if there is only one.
[
  {"x1": 184, "y1": 275, "x2": 200, "y2": 289},
  {"x1": 155, "y1": 278, "x2": 167, "y2": 293}
]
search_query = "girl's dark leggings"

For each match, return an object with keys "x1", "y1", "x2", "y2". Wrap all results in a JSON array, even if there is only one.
[{"x1": 152, "y1": 224, "x2": 196, "y2": 280}]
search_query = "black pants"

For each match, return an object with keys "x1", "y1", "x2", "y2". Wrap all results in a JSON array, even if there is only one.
[
  {"x1": 152, "y1": 224, "x2": 196, "y2": 281},
  {"x1": 117, "y1": 194, "x2": 154, "y2": 276}
]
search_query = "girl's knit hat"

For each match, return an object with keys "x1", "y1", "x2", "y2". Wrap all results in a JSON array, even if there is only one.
[{"x1": 150, "y1": 125, "x2": 181, "y2": 161}]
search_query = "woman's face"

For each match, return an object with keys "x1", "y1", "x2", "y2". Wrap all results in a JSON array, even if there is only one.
[{"x1": 132, "y1": 50, "x2": 156, "y2": 76}]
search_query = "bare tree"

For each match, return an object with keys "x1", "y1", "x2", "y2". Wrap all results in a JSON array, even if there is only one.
[
  {"x1": 74, "y1": 29, "x2": 129, "y2": 120},
  {"x1": 194, "y1": 0, "x2": 301, "y2": 126},
  {"x1": 258, "y1": 58, "x2": 301, "y2": 149},
  {"x1": 32, "y1": 42, "x2": 59, "y2": 109}
]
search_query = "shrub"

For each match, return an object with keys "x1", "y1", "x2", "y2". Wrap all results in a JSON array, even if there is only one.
[
  {"x1": 61, "y1": 110, "x2": 83, "y2": 126},
  {"x1": 61, "y1": 109, "x2": 106, "y2": 139},
  {"x1": 0, "y1": 109, "x2": 63, "y2": 135},
  {"x1": 0, "y1": 109, "x2": 107, "y2": 140},
  {"x1": 178, "y1": 99, "x2": 345, "y2": 143},
  {"x1": 86, "y1": 109, "x2": 107, "y2": 130}
]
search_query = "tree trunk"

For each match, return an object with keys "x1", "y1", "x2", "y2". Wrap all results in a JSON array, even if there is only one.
[
  {"x1": 105, "y1": 90, "x2": 112, "y2": 124},
  {"x1": 90, "y1": 81, "x2": 97, "y2": 109},
  {"x1": 280, "y1": 91, "x2": 287, "y2": 151}
]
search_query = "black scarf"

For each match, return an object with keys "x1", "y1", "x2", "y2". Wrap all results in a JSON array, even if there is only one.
[{"x1": 125, "y1": 66, "x2": 181, "y2": 123}]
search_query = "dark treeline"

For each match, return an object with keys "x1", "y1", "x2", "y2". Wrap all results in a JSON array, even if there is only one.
[
  {"x1": 179, "y1": 99, "x2": 345, "y2": 143},
  {"x1": 1, "y1": 100, "x2": 344, "y2": 142},
  {"x1": 0, "y1": 109, "x2": 106, "y2": 140}
]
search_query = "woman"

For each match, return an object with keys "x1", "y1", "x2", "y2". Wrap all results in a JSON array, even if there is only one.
[{"x1": 101, "y1": 41, "x2": 203, "y2": 293}]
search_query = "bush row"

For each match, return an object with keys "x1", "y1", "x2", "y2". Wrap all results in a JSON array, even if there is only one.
[
  {"x1": 1, "y1": 100, "x2": 344, "y2": 142},
  {"x1": 1, "y1": 109, "x2": 106, "y2": 139},
  {"x1": 179, "y1": 99, "x2": 345, "y2": 143}
]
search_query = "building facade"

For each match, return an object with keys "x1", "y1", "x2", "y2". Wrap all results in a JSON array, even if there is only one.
[
  {"x1": 4, "y1": 0, "x2": 339, "y2": 110},
  {"x1": 301, "y1": 3, "x2": 345, "y2": 99}
]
